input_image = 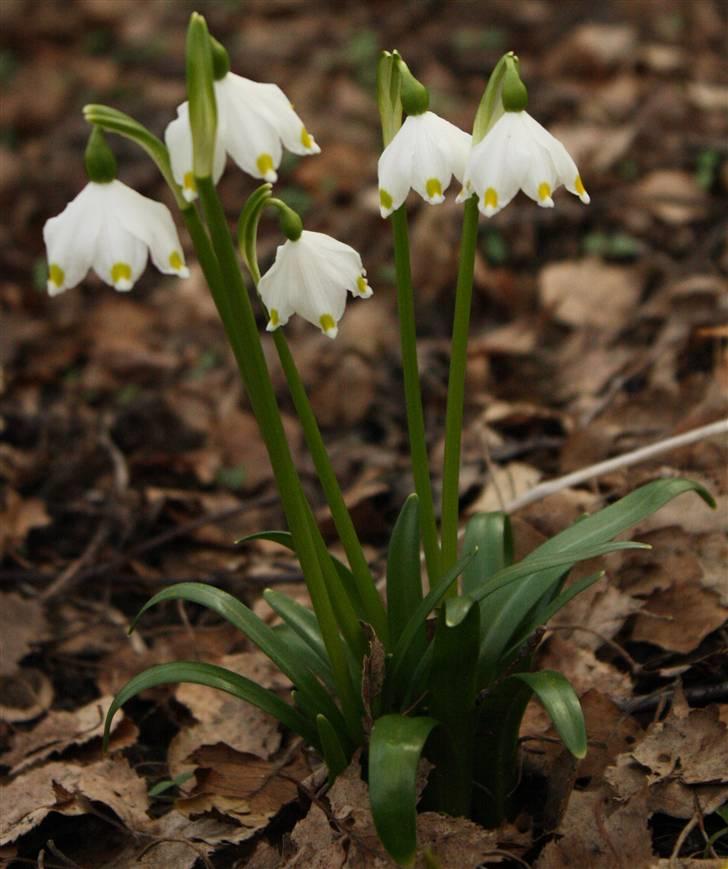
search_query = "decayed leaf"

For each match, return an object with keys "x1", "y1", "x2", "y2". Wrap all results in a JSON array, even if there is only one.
[
  {"x1": 0, "y1": 592, "x2": 48, "y2": 676},
  {"x1": 0, "y1": 756, "x2": 150, "y2": 845},
  {"x1": 634, "y1": 170, "x2": 708, "y2": 225},
  {"x1": 0, "y1": 667, "x2": 54, "y2": 723},
  {"x1": 168, "y1": 652, "x2": 284, "y2": 778},
  {"x1": 536, "y1": 786, "x2": 654, "y2": 869},
  {"x1": 539, "y1": 258, "x2": 642, "y2": 330},
  {"x1": 468, "y1": 462, "x2": 542, "y2": 514},
  {"x1": 0, "y1": 490, "x2": 51, "y2": 558},
  {"x1": 175, "y1": 743, "x2": 309, "y2": 836},
  {"x1": 0, "y1": 695, "x2": 135, "y2": 775}
]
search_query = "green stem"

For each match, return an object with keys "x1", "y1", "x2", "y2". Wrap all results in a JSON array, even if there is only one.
[
  {"x1": 273, "y1": 331, "x2": 390, "y2": 646},
  {"x1": 184, "y1": 187, "x2": 362, "y2": 743},
  {"x1": 390, "y1": 207, "x2": 441, "y2": 582},
  {"x1": 243, "y1": 237, "x2": 388, "y2": 645},
  {"x1": 440, "y1": 196, "x2": 480, "y2": 571}
]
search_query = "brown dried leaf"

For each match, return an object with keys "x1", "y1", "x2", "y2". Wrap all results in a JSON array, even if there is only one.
[
  {"x1": 0, "y1": 667, "x2": 53, "y2": 723},
  {"x1": 539, "y1": 258, "x2": 642, "y2": 330},
  {"x1": 1, "y1": 695, "x2": 134, "y2": 775},
  {"x1": 0, "y1": 492, "x2": 50, "y2": 559},
  {"x1": 634, "y1": 170, "x2": 709, "y2": 225},
  {"x1": 0, "y1": 592, "x2": 47, "y2": 676},
  {"x1": 0, "y1": 756, "x2": 150, "y2": 845}
]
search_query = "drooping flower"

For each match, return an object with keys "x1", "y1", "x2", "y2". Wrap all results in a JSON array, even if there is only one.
[
  {"x1": 166, "y1": 74, "x2": 320, "y2": 200},
  {"x1": 377, "y1": 111, "x2": 471, "y2": 218},
  {"x1": 460, "y1": 110, "x2": 590, "y2": 218},
  {"x1": 257, "y1": 230, "x2": 372, "y2": 339},
  {"x1": 43, "y1": 180, "x2": 189, "y2": 296}
]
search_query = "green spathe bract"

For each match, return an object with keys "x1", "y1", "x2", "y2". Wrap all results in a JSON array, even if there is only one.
[{"x1": 53, "y1": 15, "x2": 715, "y2": 866}]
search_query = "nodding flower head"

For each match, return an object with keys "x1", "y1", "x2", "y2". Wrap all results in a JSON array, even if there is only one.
[
  {"x1": 43, "y1": 180, "x2": 189, "y2": 296},
  {"x1": 377, "y1": 111, "x2": 471, "y2": 218},
  {"x1": 459, "y1": 110, "x2": 590, "y2": 218},
  {"x1": 166, "y1": 73, "x2": 320, "y2": 200},
  {"x1": 257, "y1": 230, "x2": 372, "y2": 339}
]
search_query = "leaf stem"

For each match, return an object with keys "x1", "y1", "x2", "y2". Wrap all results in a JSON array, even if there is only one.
[
  {"x1": 440, "y1": 196, "x2": 480, "y2": 571},
  {"x1": 390, "y1": 206, "x2": 441, "y2": 582}
]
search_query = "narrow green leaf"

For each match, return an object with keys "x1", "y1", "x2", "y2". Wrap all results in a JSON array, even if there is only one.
[
  {"x1": 386, "y1": 494, "x2": 424, "y2": 649},
  {"x1": 509, "y1": 671, "x2": 587, "y2": 758},
  {"x1": 264, "y1": 589, "x2": 329, "y2": 670},
  {"x1": 369, "y1": 714, "x2": 437, "y2": 866},
  {"x1": 129, "y1": 582, "x2": 348, "y2": 742},
  {"x1": 272, "y1": 624, "x2": 335, "y2": 693},
  {"x1": 104, "y1": 661, "x2": 317, "y2": 749},
  {"x1": 461, "y1": 511, "x2": 513, "y2": 596},
  {"x1": 235, "y1": 529, "x2": 293, "y2": 547},
  {"x1": 427, "y1": 595, "x2": 480, "y2": 816},
  {"x1": 387, "y1": 549, "x2": 476, "y2": 701},
  {"x1": 316, "y1": 714, "x2": 349, "y2": 784}
]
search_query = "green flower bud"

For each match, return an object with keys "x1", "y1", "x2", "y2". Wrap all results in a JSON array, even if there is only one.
[
  {"x1": 502, "y1": 55, "x2": 528, "y2": 113},
  {"x1": 210, "y1": 34, "x2": 230, "y2": 81},
  {"x1": 397, "y1": 58, "x2": 429, "y2": 116},
  {"x1": 84, "y1": 126, "x2": 117, "y2": 183},
  {"x1": 270, "y1": 198, "x2": 303, "y2": 241},
  {"x1": 377, "y1": 50, "x2": 403, "y2": 147},
  {"x1": 186, "y1": 12, "x2": 217, "y2": 180}
]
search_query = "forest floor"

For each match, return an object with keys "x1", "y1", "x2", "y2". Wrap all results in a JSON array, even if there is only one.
[{"x1": 0, "y1": 0, "x2": 727, "y2": 866}]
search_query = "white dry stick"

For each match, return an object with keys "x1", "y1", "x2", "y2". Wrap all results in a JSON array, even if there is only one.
[{"x1": 504, "y1": 418, "x2": 728, "y2": 513}]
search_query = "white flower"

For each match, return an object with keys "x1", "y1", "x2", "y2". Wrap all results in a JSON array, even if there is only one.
[
  {"x1": 43, "y1": 180, "x2": 189, "y2": 296},
  {"x1": 460, "y1": 110, "x2": 590, "y2": 218},
  {"x1": 165, "y1": 73, "x2": 320, "y2": 200},
  {"x1": 377, "y1": 111, "x2": 471, "y2": 218},
  {"x1": 258, "y1": 230, "x2": 372, "y2": 339}
]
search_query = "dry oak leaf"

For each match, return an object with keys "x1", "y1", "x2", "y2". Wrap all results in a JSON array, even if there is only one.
[
  {"x1": 0, "y1": 695, "x2": 135, "y2": 775},
  {"x1": 535, "y1": 786, "x2": 654, "y2": 869},
  {"x1": 0, "y1": 756, "x2": 150, "y2": 845},
  {"x1": 0, "y1": 592, "x2": 48, "y2": 676},
  {"x1": 539, "y1": 258, "x2": 642, "y2": 330}
]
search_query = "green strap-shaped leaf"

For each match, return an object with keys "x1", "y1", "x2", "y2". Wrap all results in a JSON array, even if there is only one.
[
  {"x1": 129, "y1": 582, "x2": 349, "y2": 744},
  {"x1": 461, "y1": 511, "x2": 513, "y2": 597},
  {"x1": 508, "y1": 671, "x2": 586, "y2": 758},
  {"x1": 386, "y1": 494, "x2": 424, "y2": 649},
  {"x1": 316, "y1": 714, "x2": 349, "y2": 784},
  {"x1": 103, "y1": 661, "x2": 317, "y2": 749},
  {"x1": 386, "y1": 550, "x2": 476, "y2": 703},
  {"x1": 369, "y1": 714, "x2": 437, "y2": 866},
  {"x1": 272, "y1": 623, "x2": 335, "y2": 693},
  {"x1": 265, "y1": 589, "x2": 329, "y2": 670}
]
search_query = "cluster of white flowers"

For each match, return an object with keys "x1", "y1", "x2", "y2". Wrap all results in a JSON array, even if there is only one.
[
  {"x1": 44, "y1": 45, "x2": 588, "y2": 338},
  {"x1": 379, "y1": 107, "x2": 589, "y2": 220}
]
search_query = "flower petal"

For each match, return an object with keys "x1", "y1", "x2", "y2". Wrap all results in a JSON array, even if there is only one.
[
  {"x1": 465, "y1": 113, "x2": 524, "y2": 217},
  {"x1": 377, "y1": 119, "x2": 417, "y2": 217},
  {"x1": 43, "y1": 184, "x2": 102, "y2": 294},
  {"x1": 112, "y1": 181, "x2": 189, "y2": 278},
  {"x1": 522, "y1": 113, "x2": 590, "y2": 203},
  {"x1": 165, "y1": 102, "x2": 226, "y2": 201}
]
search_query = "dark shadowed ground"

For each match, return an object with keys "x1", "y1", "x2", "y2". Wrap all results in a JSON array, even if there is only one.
[{"x1": 1, "y1": 1, "x2": 727, "y2": 866}]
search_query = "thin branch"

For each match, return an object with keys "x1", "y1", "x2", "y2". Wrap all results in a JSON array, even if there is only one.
[{"x1": 505, "y1": 419, "x2": 728, "y2": 513}]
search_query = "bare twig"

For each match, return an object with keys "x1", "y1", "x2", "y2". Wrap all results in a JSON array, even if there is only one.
[{"x1": 504, "y1": 418, "x2": 727, "y2": 513}]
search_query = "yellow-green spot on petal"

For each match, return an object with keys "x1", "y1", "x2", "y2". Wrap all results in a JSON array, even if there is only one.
[
  {"x1": 169, "y1": 251, "x2": 184, "y2": 271},
  {"x1": 269, "y1": 308, "x2": 280, "y2": 327},
  {"x1": 356, "y1": 276, "x2": 368, "y2": 295},
  {"x1": 379, "y1": 189, "x2": 393, "y2": 211},
  {"x1": 484, "y1": 188, "x2": 498, "y2": 209},
  {"x1": 538, "y1": 182, "x2": 552, "y2": 201},
  {"x1": 111, "y1": 262, "x2": 132, "y2": 285},
  {"x1": 183, "y1": 171, "x2": 196, "y2": 192},
  {"x1": 256, "y1": 153, "x2": 275, "y2": 177},
  {"x1": 320, "y1": 313, "x2": 336, "y2": 334},
  {"x1": 575, "y1": 175, "x2": 586, "y2": 197},
  {"x1": 300, "y1": 126, "x2": 313, "y2": 149},
  {"x1": 425, "y1": 178, "x2": 442, "y2": 199},
  {"x1": 49, "y1": 263, "x2": 65, "y2": 288}
]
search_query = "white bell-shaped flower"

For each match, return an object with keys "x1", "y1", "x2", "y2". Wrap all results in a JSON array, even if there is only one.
[
  {"x1": 258, "y1": 230, "x2": 372, "y2": 339},
  {"x1": 165, "y1": 73, "x2": 320, "y2": 199},
  {"x1": 460, "y1": 110, "x2": 590, "y2": 217},
  {"x1": 43, "y1": 180, "x2": 189, "y2": 296},
  {"x1": 377, "y1": 111, "x2": 471, "y2": 218}
]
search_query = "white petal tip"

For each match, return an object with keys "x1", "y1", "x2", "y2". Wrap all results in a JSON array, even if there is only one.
[
  {"x1": 182, "y1": 189, "x2": 198, "y2": 203},
  {"x1": 114, "y1": 280, "x2": 133, "y2": 292},
  {"x1": 358, "y1": 287, "x2": 373, "y2": 299},
  {"x1": 426, "y1": 194, "x2": 445, "y2": 205},
  {"x1": 263, "y1": 170, "x2": 278, "y2": 183},
  {"x1": 307, "y1": 144, "x2": 321, "y2": 155},
  {"x1": 579, "y1": 192, "x2": 591, "y2": 204},
  {"x1": 176, "y1": 267, "x2": 190, "y2": 279},
  {"x1": 379, "y1": 207, "x2": 393, "y2": 219},
  {"x1": 323, "y1": 326, "x2": 338, "y2": 339},
  {"x1": 266, "y1": 321, "x2": 280, "y2": 332},
  {"x1": 47, "y1": 282, "x2": 65, "y2": 296},
  {"x1": 480, "y1": 206, "x2": 498, "y2": 218},
  {"x1": 538, "y1": 197, "x2": 555, "y2": 209}
]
